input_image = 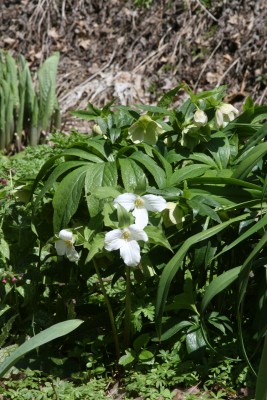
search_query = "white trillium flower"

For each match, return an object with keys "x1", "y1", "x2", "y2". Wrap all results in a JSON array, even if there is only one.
[
  {"x1": 55, "y1": 229, "x2": 80, "y2": 262},
  {"x1": 193, "y1": 109, "x2": 208, "y2": 126},
  {"x1": 215, "y1": 103, "x2": 238, "y2": 129},
  {"x1": 104, "y1": 224, "x2": 148, "y2": 267},
  {"x1": 114, "y1": 193, "x2": 167, "y2": 229}
]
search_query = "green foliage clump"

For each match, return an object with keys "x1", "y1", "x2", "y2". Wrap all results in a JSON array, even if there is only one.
[{"x1": 0, "y1": 51, "x2": 60, "y2": 151}]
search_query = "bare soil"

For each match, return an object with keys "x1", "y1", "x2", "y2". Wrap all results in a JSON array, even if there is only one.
[{"x1": 1, "y1": 0, "x2": 267, "y2": 128}]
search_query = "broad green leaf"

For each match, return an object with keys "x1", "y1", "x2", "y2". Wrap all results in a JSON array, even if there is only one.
[
  {"x1": 119, "y1": 158, "x2": 147, "y2": 192},
  {"x1": 117, "y1": 203, "x2": 131, "y2": 227},
  {"x1": 186, "y1": 327, "x2": 206, "y2": 355},
  {"x1": 165, "y1": 292, "x2": 198, "y2": 313},
  {"x1": 187, "y1": 196, "x2": 221, "y2": 223},
  {"x1": 130, "y1": 151, "x2": 166, "y2": 188},
  {"x1": 145, "y1": 225, "x2": 173, "y2": 252},
  {"x1": 35, "y1": 160, "x2": 89, "y2": 206},
  {"x1": 152, "y1": 148, "x2": 173, "y2": 180},
  {"x1": 153, "y1": 320, "x2": 192, "y2": 342},
  {"x1": 119, "y1": 349, "x2": 136, "y2": 366},
  {"x1": 138, "y1": 349, "x2": 154, "y2": 363},
  {"x1": 190, "y1": 153, "x2": 218, "y2": 169},
  {"x1": 85, "y1": 162, "x2": 118, "y2": 194},
  {"x1": 201, "y1": 266, "x2": 241, "y2": 313},
  {"x1": 133, "y1": 333, "x2": 150, "y2": 351},
  {"x1": 63, "y1": 148, "x2": 104, "y2": 163},
  {"x1": 85, "y1": 233, "x2": 105, "y2": 263},
  {"x1": 206, "y1": 135, "x2": 231, "y2": 169},
  {"x1": 168, "y1": 164, "x2": 210, "y2": 186},
  {"x1": 0, "y1": 320, "x2": 83, "y2": 377},
  {"x1": 155, "y1": 213, "x2": 249, "y2": 335},
  {"x1": 0, "y1": 238, "x2": 9, "y2": 259},
  {"x1": 53, "y1": 165, "x2": 88, "y2": 232},
  {"x1": 93, "y1": 186, "x2": 121, "y2": 199}
]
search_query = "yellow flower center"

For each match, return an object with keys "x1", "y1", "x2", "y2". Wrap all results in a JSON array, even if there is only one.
[
  {"x1": 65, "y1": 239, "x2": 73, "y2": 247},
  {"x1": 122, "y1": 231, "x2": 131, "y2": 240},
  {"x1": 134, "y1": 198, "x2": 144, "y2": 208}
]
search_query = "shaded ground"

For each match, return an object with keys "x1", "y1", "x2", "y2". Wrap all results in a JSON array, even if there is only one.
[{"x1": 1, "y1": 0, "x2": 267, "y2": 131}]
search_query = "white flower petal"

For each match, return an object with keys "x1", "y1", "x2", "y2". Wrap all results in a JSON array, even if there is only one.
[
  {"x1": 58, "y1": 229, "x2": 73, "y2": 242},
  {"x1": 119, "y1": 240, "x2": 141, "y2": 267},
  {"x1": 142, "y1": 194, "x2": 167, "y2": 212},
  {"x1": 55, "y1": 239, "x2": 67, "y2": 256},
  {"x1": 215, "y1": 109, "x2": 224, "y2": 129},
  {"x1": 132, "y1": 207, "x2": 149, "y2": 229},
  {"x1": 220, "y1": 103, "x2": 238, "y2": 115},
  {"x1": 194, "y1": 109, "x2": 207, "y2": 126},
  {"x1": 114, "y1": 193, "x2": 137, "y2": 211},
  {"x1": 128, "y1": 224, "x2": 148, "y2": 242},
  {"x1": 66, "y1": 245, "x2": 80, "y2": 262},
  {"x1": 104, "y1": 229, "x2": 125, "y2": 251}
]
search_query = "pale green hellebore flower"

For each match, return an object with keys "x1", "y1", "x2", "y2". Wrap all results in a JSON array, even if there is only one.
[
  {"x1": 55, "y1": 229, "x2": 79, "y2": 262},
  {"x1": 194, "y1": 109, "x2": 208, "y2": 126},
  {"x1": 104, "y1": 224, "x2": 148, "y2": 267},
  {"x1": 128, "y1": 115, "x2": 164, "y2": 145},
  {"x1": 163, "y1": 202, "x2": 185, "y2": 228},
  {"x1": 215, "y1": 103, "x2": 238, "y2": 129},
  {"x1": 114, "y1": 193, "x2": 167, "y2": 229}
]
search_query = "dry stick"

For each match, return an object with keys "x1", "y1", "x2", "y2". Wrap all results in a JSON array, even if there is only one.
[
  {"x1": 58, "y1": 50, "x2": 116, "y2": 104},
  {"x1": 194, "y1": 0, "x2": 219, "y2": 22},
  {"x1": 216, "y1": 58, "x2": 240, "y2": 87},
  {"x1": 133, "y1": 43, "x2": 169, "y2": 73},
  {"x1": 193, "y1": 39, "x2": 223, "y2": 91}
]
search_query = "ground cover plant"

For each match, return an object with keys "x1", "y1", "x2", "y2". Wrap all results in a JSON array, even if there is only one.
[{"x1": 0, "y1": 83, "x2": 267, "y2": 399}]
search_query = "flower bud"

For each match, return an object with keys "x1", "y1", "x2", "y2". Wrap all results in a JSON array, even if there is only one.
[
  {"x1": 215, "y1": 103, "x2": 238, "y2": 129},
  {"x1": 194, "y1": 109, "x2": 208, "y2": 126}
]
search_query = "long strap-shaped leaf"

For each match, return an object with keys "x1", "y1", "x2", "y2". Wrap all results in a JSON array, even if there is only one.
[
  {"x1": 155, "y1": 213, "x2": 249, "y2": 336},
  {"x1": 201, "y1": 266, "x2": 241, "y2": 313},
  {"x1": 232, "y1": 142, "x2": 267, "y2": 180},
  {"x1": 0, "y1": 319, "x2": 83, "y2": 377},
  {"x1": 256, "y1": 330, "x2": 267, "y2": 400}
]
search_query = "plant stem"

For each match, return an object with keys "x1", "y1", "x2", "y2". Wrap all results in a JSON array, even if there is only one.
[
  {"x1": 93, "y1": 259, "x2": 120, "y2": 360},
  {"x1": 124, "y1": 266, "x2": 132, "y2": 349}
]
